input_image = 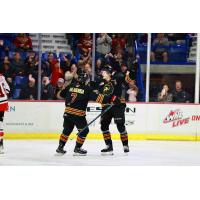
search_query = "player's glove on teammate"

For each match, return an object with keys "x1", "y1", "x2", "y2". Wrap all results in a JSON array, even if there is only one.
[{"x1": 110, "y1": 95, "x2": 121, "y2": 105}]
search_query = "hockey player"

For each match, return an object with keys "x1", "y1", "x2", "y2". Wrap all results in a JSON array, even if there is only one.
[
  {"x1": 99, "y1": 64, "x2": 136, "y2": 155},
  {"x1": 56, "y1": 69, "x2": 116, "y2": 156},
  {"x1": 0, "y1": 72, "x2": 10, "y2": 154}
]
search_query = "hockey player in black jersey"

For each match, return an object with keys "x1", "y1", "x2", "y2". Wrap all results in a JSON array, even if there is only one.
[
  {"x1": 56, "y1": 69, "x2": 115, "y2": 156},
  {"x1": 99, "y1": 64, "x2": 136, "y2": 155}
]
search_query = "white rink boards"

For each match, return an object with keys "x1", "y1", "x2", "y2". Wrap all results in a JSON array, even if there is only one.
[{"x1": 3, "y1": 101, "x2": 200, "y2": 140}]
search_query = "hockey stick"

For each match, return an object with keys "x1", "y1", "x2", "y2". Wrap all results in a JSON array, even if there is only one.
[{"x1": 70, "y1": 104, "x2": 114, "y2": 140}]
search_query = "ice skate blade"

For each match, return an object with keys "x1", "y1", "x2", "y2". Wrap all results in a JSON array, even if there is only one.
[
  {"x1": 54, "y1": 152, "x2": 66, "y2": 156},
  {"x1": 101, "y1": 151, "x2": 114, "y2": 156},
  {"x1": 73, "y1": 152, "x2": 87, "y2": 156}
]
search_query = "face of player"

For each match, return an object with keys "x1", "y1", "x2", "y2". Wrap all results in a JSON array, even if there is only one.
[{"x1": 101, "y1": 70, "x2": 111, "y2": 81}]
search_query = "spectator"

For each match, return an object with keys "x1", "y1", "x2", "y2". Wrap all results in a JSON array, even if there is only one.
[
  {"x1": 70, "y1": 64, "x2": 78, "y2": 80},
  {"x1": 111, "y1": 34, "x2": 126, "y2": 53},
  {"x1": 172, "y1": 80, "x2": 191, "y2": 103},
  {"x1": 0, "y1": 33, "x2": 15, "y2": 57},
  {"x1": 105, "y1": 51, "x2": 124, "y2": 72},
  {"x1": 11, "y1": 52, "x2": 27, "y2": 99},
  {"x1": 50, "y1": 61, "x2": 64, "y2": 87},
  {"x1": 77, "y1": 33, "x2": 92, "y2": 54},
  {"x1": 60, "y1": 53, "x2": 71, "y2": 73},
  {"x1": 53, "y1": 78, "x2": 65, "y2": 100},
  {"x1": 11, "y1": 52, "x2": 25, "y2": 76},
  {"x1": 96, "y1": 33, "x2": 112, "y2": 58},
  {"x1": 80, "y1": 48, "x2": 92, "y2": 64},
  {"x1": 77, "y1": 59, "x2": 85, "y2": 70},
  {"x1": 41, "y1": 76, "x2": 54, "y2": 100},
  {"x1": 84, "y1": 63, "x2": 92, "y2": 83},
  {"x1": 95, "y1": 58, "x2": 104, "y2": 82},
  {"x1": 151, "y1": 33, "x2": 169, "y2": 63},
  {"x1": 167, "y1": 33, "x2": 187, "y2": 45},
  {"x1": 42, "y1": 52, "x2": 57, "y2": 78},
  {"x1": 124, "y1": 34, "x2": 137, "y2": 55},
  {"x1": 25, "y1": 53, "x2": 38, "y2": 80},
  {"x1": 64, "y1": 71, "x2": 74, "y2": 87},
  {"x1": 157, "y1": 84, "x2": 173, "y2": 102},
  {"x1": 19, "y1": 77, "x2": 37, "y2": 100},
  {"x1": 127, "y1": 82, "x2": 138, "y2": 102},
  {"x1": 13, "y1": 33, "x2": 32, "y2": 51}
]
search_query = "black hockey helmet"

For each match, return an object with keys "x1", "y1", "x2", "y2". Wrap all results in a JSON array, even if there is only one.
[
  {"x1": 101, "y1": 65, "x2": 113, "y2": 75},
  {"x1": 77, "y1": 68, "x2": 88, "y2": 84}
]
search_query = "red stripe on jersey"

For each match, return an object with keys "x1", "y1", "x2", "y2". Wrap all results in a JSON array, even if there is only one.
[{"x1": 0, "y1": 102, "x2": 8, "y2": 111}]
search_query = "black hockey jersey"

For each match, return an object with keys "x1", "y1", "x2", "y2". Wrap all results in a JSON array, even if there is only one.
[
  {"x1": 98, "y1": 70, "x2": 135, "y2": 107},
  {"x1": 60, "y1": 82, "x2": 111, "y2": 116}
]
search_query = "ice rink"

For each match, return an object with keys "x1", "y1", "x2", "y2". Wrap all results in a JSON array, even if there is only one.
[{"x1": 0, "y1": 140, "x2": 200, "y2": 166}]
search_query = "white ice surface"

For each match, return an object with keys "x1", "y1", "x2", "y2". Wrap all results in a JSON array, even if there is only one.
[{"x1": 0, "y1": 140, "x2": 200, "y2": 166}]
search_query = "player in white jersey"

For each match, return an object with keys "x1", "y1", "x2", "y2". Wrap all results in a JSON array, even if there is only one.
[{"x1": 0, "y1": 73, "x2": 10, "y2": 154}]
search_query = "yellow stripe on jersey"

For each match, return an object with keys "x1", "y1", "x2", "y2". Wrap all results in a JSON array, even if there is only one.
[
  {"x1": 96, "y1": 94, "x2": 104, "y2": 104},
  {"x1": 65, "y1": 107, "x2": 86, "y2": 116}
]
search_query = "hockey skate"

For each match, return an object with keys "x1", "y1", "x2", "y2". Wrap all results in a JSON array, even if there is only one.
[
  {"x1": 123, "y1": 145, "x2": 129, "y2": 153},
  {"x1": 73, "y1": 147, "x2": 87, "y2": 156},
  {"x1": 55, "y1": 145, "x2": 67, "y2": 156},
  {"x1": 0, "y1": 139, "x2": 4, "y2": 154},
  {"x1": 101, "y1": 145, "x2": 113, "y2": 156}
]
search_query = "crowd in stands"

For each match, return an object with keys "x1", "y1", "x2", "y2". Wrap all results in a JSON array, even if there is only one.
[{"x1": 0, "y1": 33, "x2": 195, "y2": 103}]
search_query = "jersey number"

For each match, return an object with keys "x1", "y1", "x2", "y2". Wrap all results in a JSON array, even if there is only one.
[{"x1": 70, "y1": 93, "x2": 77, "y2": 104}]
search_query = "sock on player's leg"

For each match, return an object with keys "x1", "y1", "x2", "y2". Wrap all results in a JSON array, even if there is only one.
[{"x1": 73, "y1": 136, "x2": 87, "y2": 156}]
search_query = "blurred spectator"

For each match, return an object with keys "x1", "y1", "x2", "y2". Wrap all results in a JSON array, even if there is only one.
[
  {"x1": 127, "y1": 82, "x2": 138, "y2": 102},
  {"x1": 41, "y1": 76, "x2": 54, "y2": 100},
  {"x1": 60, "y1": 54, "x2": 71, "y2": 73},
  {"x1": 53, "y1": 78, "x2": 65, "y2": 100},
  {"x1": 157, "y1": 84, "x2": 173, "y2": 102},
  {"x1": 19, "y1": 78, "x2": 37, "y2": 100},
  {"x1": 105, "y1": 51, "x2": 124, "y2": 72},
  {"x1": 14, "y1": 33, "x2": 32, "y2": 51},
  {"x1": 50, "y1": 61, "x2": 63, "y2": 87},
  {"x1": 167, "y1": 33, "x2": 187, "y2": 45},
  {"x1": 11, "y1": 52, "x2": 25, "y2": 75},
  {"x1": 172, "y1": 80, "x2": 191, "y2": 103},
  {"x1": 139, "y1": 33, "x2": 148, "y2": 44},
  {"x1": 77, "y1": 33, "x2": 92, "y2": 54},
  {"x1": 124, "y1": 34, "x2": 137, "y2": 55},
  {"x1": 42, "y1": 52, "x2": 57, "y2": 78},
  {"x1": 84, "y1": 63, "x2": 92, "y2": 83},
  {"x1": 70, "y1": 64, "x2": 78, "y2": 80},
  {"x1": 111, "y1": 34, "x2": 126, "y2": 53},
  {"x1": 0, "y1": 33, "x2": 15, "y2": 57},
  {"x1": 11, "y1": 52, "x2": 27, "y2": 99},
  {"x1": 96, "y1": 33, "x2": 112, "y2": 58},
  {"x1": 25, "y1": 53, "x2": 38, "y2": 80},
  {"x1": 151, "y1": 33, "x2": 169, "y2": 63},
  {"x1": 64, "y1": 71, "x2": 74, "y2": 86},
  {"x1": 77, "y1": 59, "x2": 85, "y2": 70},
  {"x1": 95, "y1": 58, "x2": 104, "y2": 82},
  {"x1": 80, "y1": 48, "x2": 92, "y2": 64}
]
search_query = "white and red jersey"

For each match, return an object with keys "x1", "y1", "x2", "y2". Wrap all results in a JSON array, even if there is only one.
[{"x1": 0, "y1": 74, "x2": 10, "y2": 111}]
